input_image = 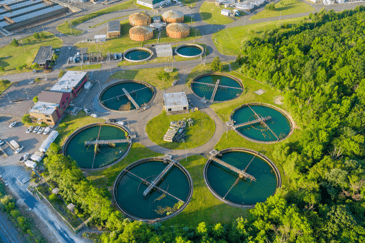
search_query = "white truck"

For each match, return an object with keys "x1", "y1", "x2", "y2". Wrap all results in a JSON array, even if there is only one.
[{"x1": 9, "y1": 140, "x2": 20, "y2": 150}]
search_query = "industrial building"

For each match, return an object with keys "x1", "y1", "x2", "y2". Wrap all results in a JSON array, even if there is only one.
[
  {"x1": 29, "y1": 101, "x2": 62, "y2": 125},
  {"x1": 163, "y1": 92, "x2": 189, "y2": 113},
  {"x1": 107, "y1": 20, "x2": 121, "y2": 38},
  {"x1": 155, "y1": 44, "x2": 173, "y2": 57},
  {"x1": 0, "y1": 0, "x2": 68, "y2": 35},
  {"x1": 33, "y1": 46, "x2": 54, "y2": 67},
  {"x1": 50, "y1": 71, "x2": 88, "y2": 97},
  {"x1": 136, "y1": 0, "x2": 171, "y2": 9},
  {"x1": 29, "y1": 71, "x2": 88, "y2": 125}
]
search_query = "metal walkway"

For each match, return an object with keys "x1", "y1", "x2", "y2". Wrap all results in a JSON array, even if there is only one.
[
  {"x1": 100, "y1": 87, "x2": 149, "y2": 103},
  {"x1": 125, "y1": 169, "x2": 184, "y2": 202},
  {"x1": 233, "y1": 116, "x2": 272, "y2": 129},
  {"x1": 248, "y1": 105, "x2": 279, "y2": 140},
  {"x1": 143, "y1": 160, "x2": 177, "y2": 197},
  {"x1": 122, "y1": 88, "x2": 140, "y2": 109},
  {"x1": 210, "y1": 156, "x2": 256, "y2": 182},
  {"x1": 210, "y1": 79, "x2": 220, "y2": 102},
  {"x1": 85, "y1": 139, "x2": 132, "y2": 145},
  {"x1": 193, "y1": 81, "x2": 243, "y2": 90}
]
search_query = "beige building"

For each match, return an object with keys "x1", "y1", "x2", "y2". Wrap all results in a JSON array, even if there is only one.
[{"x1": 29, "y1": 102, "x2": 62, "y2": 125}]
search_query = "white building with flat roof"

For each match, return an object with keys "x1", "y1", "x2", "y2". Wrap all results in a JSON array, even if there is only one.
[
  {"x1": 50, "y1": 71, "x2": 87, "y2": 93},
  {"x1": 163, "y1": 92, "x2": 188, "y2": 112}
]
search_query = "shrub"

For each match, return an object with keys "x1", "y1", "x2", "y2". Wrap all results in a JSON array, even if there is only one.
[
  {"x1": 0, "y1": 67, "x2": 4, "y2": 72},
  {"x1": 39, "y1": 32, "x2": 46, "y2": 38},
  {"x1": 59, "y1": 69, "x2": 66, "y2": 78},
  {"x1": 33, "y1": 96, "x2": 38, "y2": 103},
  {"x1": 33, "y1": 32, "x2": 39, "y2": 39},
  {"x1": 265, "y1": 2, "x2": 276, "y2": 11},
  {"x1": 211, "y1": 56, "x2": 222, "y2": 72},
  {"x1": 157, "y1": 71, "x2": 170, "y2": 81},
  {"x1": 49, "y1": 194, "x2": 58, "y2": 202},
  {"x1": 22, "y1": 114, "x2": 32, "y2": 124},
  {"x1": 10, "y1": 38, "x2": 18, "y2": 47},
  {"x1": 31, "y1": 63, "x2": 39, "y2": 69}
]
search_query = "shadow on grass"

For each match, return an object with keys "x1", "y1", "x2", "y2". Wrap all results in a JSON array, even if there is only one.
[{"x1": 200, "y1": 12, "x2": 213, "y2": 21}]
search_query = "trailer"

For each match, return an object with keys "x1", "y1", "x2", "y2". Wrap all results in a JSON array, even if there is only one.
[{"x1": 39, "y1": 131, "x2": 59, "y2": 153}]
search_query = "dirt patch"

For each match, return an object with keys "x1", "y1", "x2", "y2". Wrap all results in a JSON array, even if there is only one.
[{"x1": 274, "y1": 96, "x2": 284, "y2": 105}]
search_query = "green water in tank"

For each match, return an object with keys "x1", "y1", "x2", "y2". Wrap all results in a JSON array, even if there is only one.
[
  {"x1": 231, "y1": 105, "x2": 291, "y2": 142},
  {"x1": 125, "y1": 50, "x2": 151, "y2": 60},
  {"x1": 176, "y1": 46, "x2": 203, "y2": 56},
  {"x1": 115, "y1": 161, "x2": 191, "y2": 220},
  {"x1": 206, "y1": 151, "x2": 277, "y2": 205},
  {"x1": 65, "y1": 125, "x2": 129, "y2": 169},
  {"x1": 100, "y1": 82, "x2": 153, "y2": 111},
  {"x1": 191, "y1": 75, "x2": 242, "y2": 102}
]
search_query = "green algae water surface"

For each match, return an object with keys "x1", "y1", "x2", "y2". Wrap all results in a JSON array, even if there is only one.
[
  {"x1": 206, "y1": 151, "x2": 278, "y2": 206},
  {"x1": 65, "y1": 125, "x2": 130, "y2": 169}
]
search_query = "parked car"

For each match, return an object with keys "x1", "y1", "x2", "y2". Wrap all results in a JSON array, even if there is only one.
[
  {"x1": 37, "y1": 127, "x2": 44, "y2": 134},
  {"x1": 117, "y1": 121, "x2": 125, "y2": 126},
  {"x1": 43, "y1": 127, "x2": 51, "y2": 135},
  {"x1": 0, "y1": 139, "x2": 5, "y2": 146},
  {"x1": 26, "y1": 126, "x2": 34, "y2": 133},
  {"x1": 15, "y1": 146, "x2": 24, "y2": 154},
  {"x1": 9, "y1": 121, "x2": 16, "y2": 128},
  {"x1": 33, "y1": 126, "x2": 40, "y2": 133},
  {"x1": 84, "y1": 108, "x2": 90, "y2": 114},
  {"x1": 108, "y1": 118, "x2": 117, "y2": 123},
  {"x1": 19, "y1": 153, "x2": 29, "y2": 162},
  {"x1": 90, "y1": 113, "x2": 98, "y2": 118}
]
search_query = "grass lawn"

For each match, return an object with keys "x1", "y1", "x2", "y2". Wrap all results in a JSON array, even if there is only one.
[
  {"x1": 212, "y1": 16, "x2": 306, "y2": 56},
  {"x1": 109, "y1": 67, "x2": 179, "y2": 90},
  {"x1": 250, "y1": 0, "x2": 314, "y2": 20},
  {"x1": 0, "y1": 32, "x2": 62, "y2": 76},
  {"x1": 56, "y1": 0, "x2": 135, "y2": 35},
  {"x1": 66, "y1": 64, "x2": 102, "y2": 71},
  {"x1": 200, "y1": 2, "x2": 234, "y2": 25},
  {"x1": 0, "y1": 79, "x2": 12, "y2": 95},
  {"x1": 146, "y1": 110, "x2": 215, "y2": 150},
  {"x1": 56, "y1": 111, "x2": 105, "y2": 146},
  {"x1": 87, "y1": 143, "x2": 162, "y2": 188},
  {"x1": 164, "y1": 155, "x2": 248, "y2": 227},
  {"x1": 76, "y1": 20, "x2": 201, "y2": 55}
]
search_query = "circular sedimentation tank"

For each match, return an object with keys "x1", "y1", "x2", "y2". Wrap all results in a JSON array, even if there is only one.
[
  {"x1": 63, "y1": 123, "x2": 132, "y2": 170},
  {"x1": 129, "y1": 12, "x2": 151, "y2": 26},
  {"x1": 175, "y1": 44, "x2": 204, "y2": 58},
  {"x1": 124, "y1": 47, "x2": 153, "y2": 62},
  {"x1": 166, "y1": 23, "x2": 190, "y2": 39},
  {"x1": 231, "y1": 103, "x2": 293, "y2": 143},
  {"x1": 162, "y1": 10, "x2": 184, "y2": 23},
  {"x1": 191, "y1": 73, "x2": 243, "y2": 102},
  {"x1": 204, "y1": 148, "x2": 281, "y2": 207},
  {"x1": 129, "y1": 26, "x2": 153, "y2": 41},
  {"x1": 113, "y1": 157, "x2": 193, "y2": 223},
  {"x1": 99, "y1": 80, "x2": 155, "y2": 111}
]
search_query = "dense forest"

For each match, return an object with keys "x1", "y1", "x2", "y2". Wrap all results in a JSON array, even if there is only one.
[{"x1": 42, "y1": 6, "x2": 365, "y2": 242}]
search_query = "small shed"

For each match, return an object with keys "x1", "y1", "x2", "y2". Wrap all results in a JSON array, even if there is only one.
[
  {"x1": 107, "y1": 20, "x2": 121, "y2": 38},
  {"x1": 163, "y1": 92, "x2": 188, "y2": 112},
  {"x1": 67, "y1": 203, "x2": 75, "y2": 212},
  {"x1": 221, "y1": 9, "x2": 231, "y2": 16},
  {"x1": 52, "y1": 188, "x2": 59, "y2": 195},
  {"x1": 94, "y1": 35, "x2": 107, "y2": 42},
  {"x1": 155, "y1": 44, "x2": 173, "y2": 57},
  {"x1": 33, "y1": 46, "x2": 54, "y2": 67}
]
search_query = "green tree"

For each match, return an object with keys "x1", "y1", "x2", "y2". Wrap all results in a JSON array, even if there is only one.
[
  {"x1": 33, "y1": 32, "x2": 39, "y2": 39},
  {"x1": 31, "y1": 63, "x2": 39, "y2": 69},
  {"x1": 33, "y1": 96, "x2": 38, "y2": 103},
  {"x1": 0, "y1": 66, "x2": 4, "y2": 72},
  {"x1": 265, "y1": 3, "x2": 276, "y2": 11},
  {"x1": 211, "y1": 56, "x2": 223, "y2": 72},
  {"x1": 21, "y1": 114, "x2": 32, "y2": 124},
  {"x1": 10, "y1": 38, "x2": 18, "y2": 47}
]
